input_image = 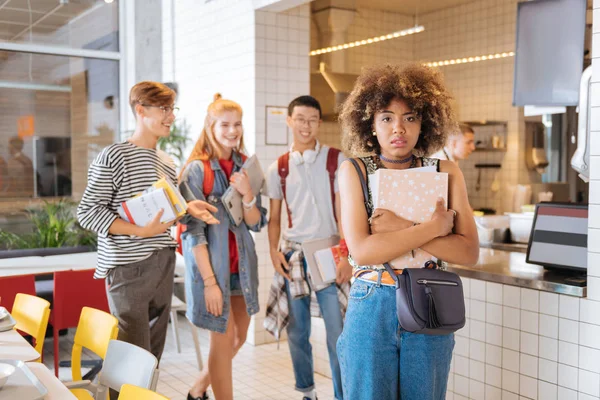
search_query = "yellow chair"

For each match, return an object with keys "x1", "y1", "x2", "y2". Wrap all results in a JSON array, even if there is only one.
[
  {"x1": 12, "y1": 293, "x2": 51, "y2": 361},
  {"x1": 118, "y1": 384, "x2": 169, "y2": 400},
  {"x1": 69, "y1": 307, "x2": 119, "y2": 400}
]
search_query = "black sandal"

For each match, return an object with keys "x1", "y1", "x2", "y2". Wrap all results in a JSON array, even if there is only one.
[{"x1": 187, "y1": 392, "x2": 208, "y2": 400}]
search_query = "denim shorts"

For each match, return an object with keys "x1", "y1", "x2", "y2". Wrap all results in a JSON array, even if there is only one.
[{"x1": 230, "y1": 273, "x2": 242, "y2": 296}]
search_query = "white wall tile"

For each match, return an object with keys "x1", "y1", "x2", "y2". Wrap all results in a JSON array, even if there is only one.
[
  {"x1": 520, "y1": 354, "x2": 538, "y2": 379},
  {"x1": 580, "y1": 300, "x2": 600, "y2": 325},
  {"x1": 504, "y1": 286, "x2": 521, "y2": 309},
  {"x1": 487, "y1": 282, "x2": 503, "y2": 305},
  {"x1": 503, "y1": 369, "x2": 520, "y2": 393},
  {"x1": 471, "y1": 299, "x2": 487, "y2": 322},
  {"x1": 472, "y1": 279, "x2": 486, "y2": 301},
  {"x1": 539, "y1": 314, "x2": 559, "y2": 339},
  {"x1": 521, "y1": 311, "x2": 539, "y2": 335},
  {"x1": 540, "y1": 292, "x2": 559, "y2": 316},
  {"x1": 520, "y1": 374, "x2": 538, "y2": 399},
  {"x1": 503, "y1": 348, "x2": 520, "y2": 373},
  {"x1": 455, "y1": 355, "x2": 470, "y2": 377},
  {"x1": 471, "y1": 320, "x2": 487, "y2": 342},
  {"x1": 589, "y1": 277, "x2": 600, "y2": 302},
  {"x1": 504, "y1": 328, "x2": 520, "y2": 352},
  {"x1": 578, "y1": 393, "x2": 600, "y2": 400},
  {"x1": 560, "y1": 319, "x2": 580, "y2": 344},
  {"x1": 538, "y1": 381, "x2": 557, "y2": 400},
  {"x1": 581, "y1": 323, "x2": 600, "y2": 350},
  {"x1": 471, "y1": 339, "x2": 486, "y2": 362},
  {"x1": 486, "y1": 384, "x2": 502, "y2": 400},
  {"x1": 455, "y1": 335, "x2": 469, "y2": 357},
  {"x1": 487, "y1": 364, "x2": 503, "y2": 388},
  {"x1": 487, "y1": 303, "x2": 503, "y2": 325},
  {"x1": 539, "y1": 358, "x2": 558, "y2": 384},
  {"x1": 560, "y1": 295, "x2": 581, "y2": 321},
  {"x1": 580, "y1": 346, "x2": 600, "y2": 374},
  {"x1": 558, "y1": 386, "x2": 578, "y2": 400},
  {"x1": 559, "y1": 341, "x2": 580, "y2": 368},
  {"x1": 462, "y1": 277, "x2": 471, "y2": 299},
  {"x1": 559, "y1": 364, "x2": 580, "y2": 391},
  {"x1": 487, "y1": 344, "x2": 503, "y2": 368},
  {"x1": 521, "y1": 289, "x2": 539, "y2": 313},
  {"x1": 539, "y1": 336, "x2": 559, "y2": 362},
  {"x1": 579, "y1": 370, "x2": 600, "y2": 397},
  {"x1": 471, "y1": 359, "x2": 486, "y2": 383},
  {"x1": 470, "y1": 379, "x2": 485, "y2": 400},
  {"x1": 504, "y1": 307, "x2": 520, "y2": 330},
  {"x1": 487, "y1": 323, "x2": 503, "y2": 347},
  {"x1": 521, "y1": 332, "x2": 539, "y2": 357},
  {"x1": 502, "y1": 390, "x2": 519, "y2": 400},
  {"x1": 455, "y1": 374, "x2": 470, "y2": 397}
]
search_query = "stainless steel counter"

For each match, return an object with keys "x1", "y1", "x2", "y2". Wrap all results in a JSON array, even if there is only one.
[{"x1": 446, "y1": 248, "x2": 587, "y2": 297}]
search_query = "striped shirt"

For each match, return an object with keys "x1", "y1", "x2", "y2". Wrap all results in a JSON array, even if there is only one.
[{"x1": 77, "y1": 141, "x2": 177, "y2": 279}]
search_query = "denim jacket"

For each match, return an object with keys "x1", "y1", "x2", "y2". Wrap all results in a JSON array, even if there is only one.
[{"x1": 180, "y1": 152, "x2": 267, "y2": 333}]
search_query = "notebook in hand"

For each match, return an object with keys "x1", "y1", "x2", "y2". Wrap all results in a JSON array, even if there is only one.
[
  {"x1": 118, "y1": 188, "x2": 178, "y2": 226},
  {"x1": 302, "y1": 235, "x2": 340, "y2": 288},
  {"x1": 369, "y1": 168, "x2": 448, "y2": 268},
  {"x1": 222, "y1": 154, "x2": 266, "y2": 226}
]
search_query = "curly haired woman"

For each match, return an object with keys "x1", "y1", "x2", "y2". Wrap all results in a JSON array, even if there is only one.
[{"x1": 335, "y1": 64, "x2": 479, "y2": 400}]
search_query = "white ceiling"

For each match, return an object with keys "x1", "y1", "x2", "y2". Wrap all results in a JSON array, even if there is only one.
[
  {"x1": 0, "y1": 0, "x2": 95, "y2": 42},
  {"x1": 355, "y1": 0, "x2": 476, "y2": 15}
]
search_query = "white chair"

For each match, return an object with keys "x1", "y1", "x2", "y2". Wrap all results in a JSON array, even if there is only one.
[
  {"x1": 65, "y1": 339, "x2": 159, "y2": 399},
  {"x1": 171, "y1": 275, "x2": 204, "y2": 371}
]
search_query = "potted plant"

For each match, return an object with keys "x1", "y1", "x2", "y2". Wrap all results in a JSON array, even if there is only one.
[{"x1": 0, "y1": 200, "x2": 96, "y2": 259}]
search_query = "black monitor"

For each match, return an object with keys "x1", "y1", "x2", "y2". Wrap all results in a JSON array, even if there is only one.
[{"x1": 526, "y1": 203, "x2": 588, "y2": 272}]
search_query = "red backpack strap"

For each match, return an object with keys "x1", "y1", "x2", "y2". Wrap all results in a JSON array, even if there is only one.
[
  {"x1": 202, "y1": 159, "x2": 214, "y2": 198},
  {"x1": 326, "y1": 147, "x2": 341, "y2": 223},
  {"x1": 176, "y1": 159, "x2": 214, "y2": 255},
  {"x1": 278, "y1": 152, "x2": 292, "y2": 228}
]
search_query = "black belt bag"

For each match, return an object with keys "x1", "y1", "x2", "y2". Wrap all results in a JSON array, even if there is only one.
[{"x1": 349, "y1": 158, "x2": 465, "y2": 335}]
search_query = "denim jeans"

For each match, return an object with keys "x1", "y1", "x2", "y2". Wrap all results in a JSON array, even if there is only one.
[
  {"x1": 285, "y1": 257, "x2": 344, "y2": 400},
  {"x1": 336, "y1": 278, "x2": 454, "y2": 400}
]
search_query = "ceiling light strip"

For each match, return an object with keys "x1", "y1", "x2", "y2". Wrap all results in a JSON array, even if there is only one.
[
  {"x1": 424, "y1": 51, "x2": 515, "y2": 67},
  {"x1": 309, "y1": 25, "x2": 425, "y2": 56}
]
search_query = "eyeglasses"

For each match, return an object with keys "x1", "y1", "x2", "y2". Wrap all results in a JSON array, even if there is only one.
[
  {"x1": 292, "y1": 118, "x2": 319, "y2": 127},
  {"x1": 140, "y1": 104, "x2": 180, "y2": 116}
]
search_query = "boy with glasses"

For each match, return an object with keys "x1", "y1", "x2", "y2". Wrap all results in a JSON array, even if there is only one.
[
  {"x1": 265, "y1": 95, "x2": 351, "y2": 400},
  {"x1": 77, "y1": 81, "x2": 217, "y2": 367}
]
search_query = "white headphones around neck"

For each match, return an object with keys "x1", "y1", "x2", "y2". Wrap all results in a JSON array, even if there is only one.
[{"x1": 290, "y1": 141, "x2": 321, "y2": 165}]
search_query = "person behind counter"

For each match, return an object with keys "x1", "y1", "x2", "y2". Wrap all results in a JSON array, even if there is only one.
[{"x1": 430, "y1": 123, "x2": 475, "y2": 163}]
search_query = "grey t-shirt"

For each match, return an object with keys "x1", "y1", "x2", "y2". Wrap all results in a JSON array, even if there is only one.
[{"x1": 266, "y1": 145, "x2": 345, "y2": 244}]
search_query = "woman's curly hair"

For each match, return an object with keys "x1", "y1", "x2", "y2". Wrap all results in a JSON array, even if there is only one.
[{"x1": 339, "y1": 63, "x2": 458, "y2": 157}]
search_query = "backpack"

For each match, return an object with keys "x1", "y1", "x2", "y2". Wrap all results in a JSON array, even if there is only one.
[
  {"x1": 278, "y1": 147, "x2": 341, "y2": 228},
  {"x1": 175, "y1": 155, "x2": 247, "y2": 255}
]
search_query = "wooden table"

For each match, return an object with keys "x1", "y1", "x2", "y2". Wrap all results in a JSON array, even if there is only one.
[
  {"x1": 26, "y1": 362, "x2": 77, "y2": 400},
  {"x1": 0, "y1": 329, "x2": 40, "y2": 362}
]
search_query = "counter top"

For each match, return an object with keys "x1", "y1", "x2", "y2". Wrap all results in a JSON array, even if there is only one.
[{"x1": 446, "y1": 248, "x2": 586, "y2": 297}]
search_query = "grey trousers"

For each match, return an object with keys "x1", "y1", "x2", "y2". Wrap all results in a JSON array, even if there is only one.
[{"x1": 106, "y1": 248, "x2": 176, "y2": 363}]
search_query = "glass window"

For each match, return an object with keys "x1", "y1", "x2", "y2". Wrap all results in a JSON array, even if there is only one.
[
  {"x1": 0, "y1": 51, "x2": 119, "y2": 200},
  {"x1": 0, "y1": 0, "x2": 119, "y2": 51}
]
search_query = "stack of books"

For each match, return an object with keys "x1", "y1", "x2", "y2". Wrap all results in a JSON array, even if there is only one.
[
  {"x1": 369, "y1": 167, "x2": 448, "y2": 268},
  {"x1": 118, "y1": 178, "x2": 187, "y2": 226}
]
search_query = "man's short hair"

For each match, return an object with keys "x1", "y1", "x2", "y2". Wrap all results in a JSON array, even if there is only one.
[
  {"x1": 129, "y1": 81, "x2": 177, "y2": 116},
  {"x1": 288, "y1": 95, "x2": 322, "y2": 119}
]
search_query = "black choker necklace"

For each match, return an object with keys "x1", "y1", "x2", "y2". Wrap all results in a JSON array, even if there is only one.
[{"x1": 379, "y1": 154, "x2": 414, "y2": 164}]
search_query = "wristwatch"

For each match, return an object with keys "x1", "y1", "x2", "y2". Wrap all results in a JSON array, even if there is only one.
[{"x1": 242, "y1": 195, "x2": 257, "y2": 210}]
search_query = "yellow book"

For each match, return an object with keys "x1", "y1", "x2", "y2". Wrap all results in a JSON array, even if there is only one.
[{"x1": 150, "y1": 178, "x2": 188, "y2": 218}]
